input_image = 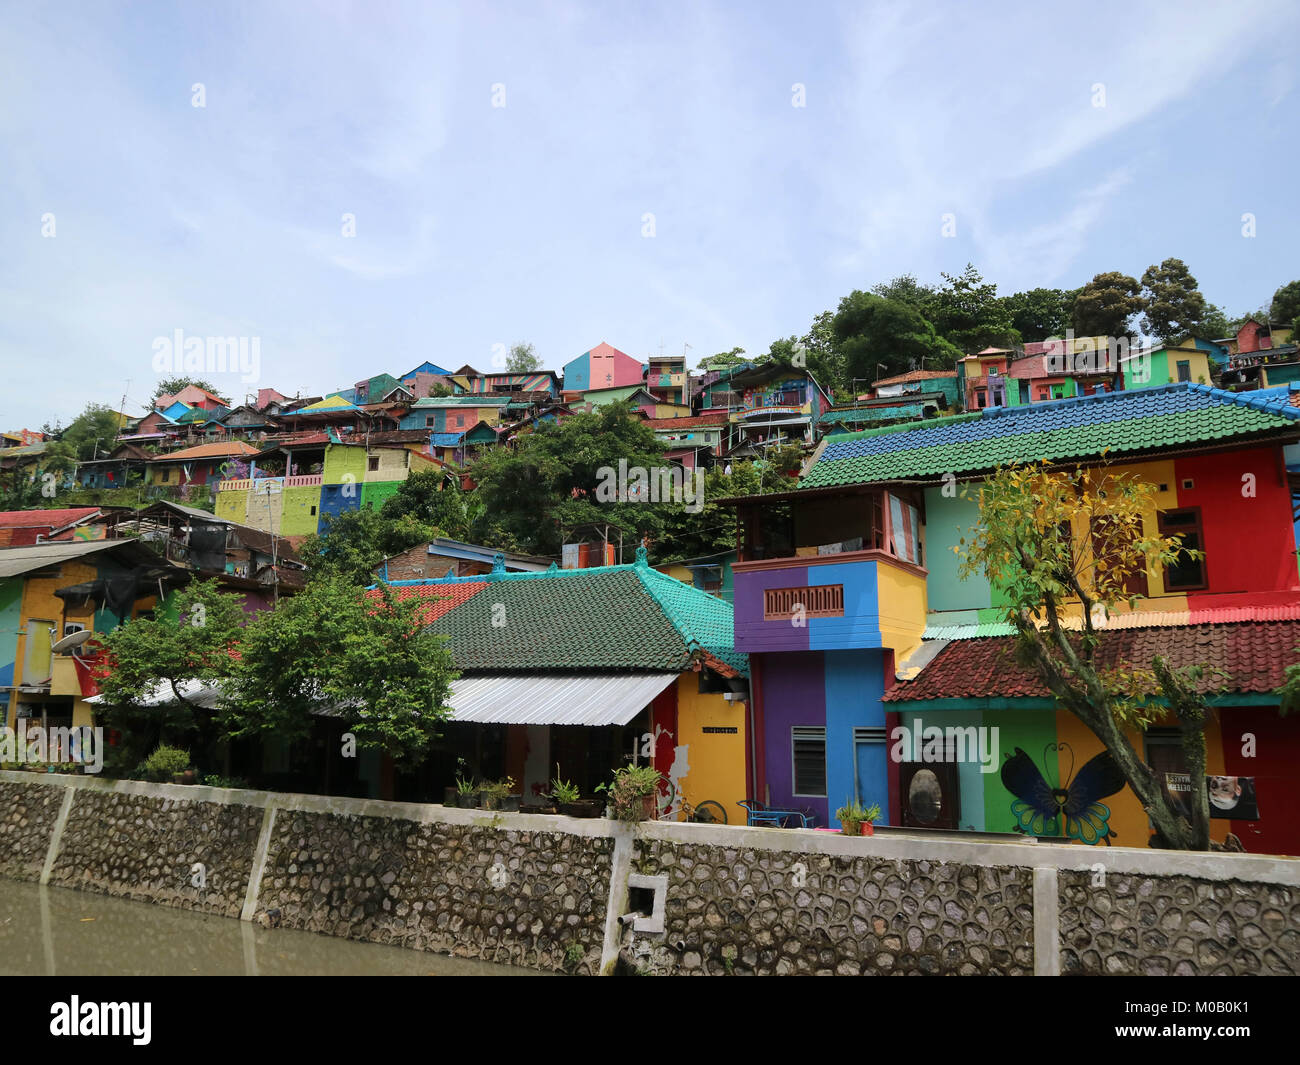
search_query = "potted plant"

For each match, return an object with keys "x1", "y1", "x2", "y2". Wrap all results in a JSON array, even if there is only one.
[
  {"x1": 835, "y1": 799, "x2": 862, "y2": 836},
  {"x1": 455, "y1": 773, "x2": 478, "y2": 808},
  {"x1": 597, "y1": 764, "x2": 664, "y2": 822},
  {"x1": 861, "y1": 803, "x2": 881, "y2": 837},
  {"x1": 549, "y1": 773, "x2": 586, "y2": 817},
  {"x1": 480, "y1": 776, "x2": 514, "y2": 811}
]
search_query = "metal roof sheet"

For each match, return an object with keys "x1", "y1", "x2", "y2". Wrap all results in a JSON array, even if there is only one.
[
  {"x1": 0, "y1": 541, "x2": 125, "y2": 578},
  {"x1": 446, "y1": 672, "x2": 678, "y2": 725}
]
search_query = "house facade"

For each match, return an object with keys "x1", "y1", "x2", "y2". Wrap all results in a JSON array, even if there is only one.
[{"x1": 727, "y1": 383, "x2": 1300, "y2": 853}]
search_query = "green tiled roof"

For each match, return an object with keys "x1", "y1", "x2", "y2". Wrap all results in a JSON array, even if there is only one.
[
  {"x1": 416, "y1": 551, "x2": 746, "y2": 676},
  {"x1": 803, "y1": 384, "x2": 1300, "y2": 489},
  {"x1": 819, "y1": 404, "x2": 926, "y2": 427}
]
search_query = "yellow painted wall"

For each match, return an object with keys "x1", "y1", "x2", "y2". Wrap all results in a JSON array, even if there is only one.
[
  {"x1": 364, "y1": 447, "x2": 411, "y2": 483},
  {"x1": 1054, "y1": 710, "x2": 1227, "y2": 847},
  {"x1": 214, "y1": 484, "x2": 250, "y2": 524},
  {"x1": 673, "y1": 673, "x2": 748, "y2": 820},
  {"x1": 877, "y1": 564, "x2": 928, "y2": 661}
]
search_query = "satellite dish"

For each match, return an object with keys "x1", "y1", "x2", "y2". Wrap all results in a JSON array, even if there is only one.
[{"x1": 52, "y1": 630, "x2": 94, "y2": 653}]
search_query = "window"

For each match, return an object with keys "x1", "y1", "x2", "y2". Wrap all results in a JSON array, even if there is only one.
[
  {"x1": 426, "y1": 415, "x2": 436, "y2": 427},
  {"x1": 1157, "y1": 508, "x2": 1207, "y2": 590},
  {"x1": 1176, "y1": 360, "x2": 1191, "y2": 382},
  {"x1": 310, "y1": 506, "x2": 317, "y2": 516},
  {"x1": 765, "y1": 585, "x2": 843, "y2": 619},
  {"x1": 975, "y1": 389, "x2": 987, "y2": 409},
  {"x1": 1091, "y1": 515, "x2": 1148, "y2": 597},
  {"x1": 368, "y1": 456, "x2": 380, "y2": 472},
  {"x1": 160, "y1": 469, "x2": 170, "y2": 483},
  {"x1": 792, "y1": 727, "x2": 826, "y2": 796}
]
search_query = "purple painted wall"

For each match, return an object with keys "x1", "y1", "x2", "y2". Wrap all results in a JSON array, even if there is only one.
[{"x1": 758, "y1": 650, "x2": 828, "y2": 826}]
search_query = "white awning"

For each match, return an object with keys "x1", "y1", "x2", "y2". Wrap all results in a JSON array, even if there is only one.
[{"x1": 447, "y1": 672, "x2": 678, "y2": 726}]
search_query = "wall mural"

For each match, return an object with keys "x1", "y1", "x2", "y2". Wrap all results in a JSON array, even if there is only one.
[{"x1": 1001, "y1": 743, "x2": 1126, "y2": 845}]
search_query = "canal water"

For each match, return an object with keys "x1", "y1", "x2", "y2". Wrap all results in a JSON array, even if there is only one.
[{"x1": 0, "y1": 880, "x2": 546, "y2": 976}]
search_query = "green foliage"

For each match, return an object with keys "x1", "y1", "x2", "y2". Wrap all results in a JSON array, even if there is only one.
[
  {"x1": 955, "y1": 460, "x2": 1216, "y2": 849},
  {"x1": 870, "y1": 274, "x2": 936, "y2": 312},
  {"x1": 835, "y1": 798, "x2": 875, "y2": 824},
  {"x1": 58, "y1": 404, "x2": 125, "y2": 461},
  {"x1": 505, "y1": 341, "x2": 541, "y2": 373},
  {"x1": 300, "y1": 470, "x2": 469, "y2": 585},
  {"x1": 201, "y1": 774, "x2": 249, "y2": 789},
  {"x1": 1140, "y1": 258, "x2": 1208, "y2": 342},
  {"x1": 140, "y1": 744, "x2": 191, "y2": 782},
  {"x1": 596, "y1": 764, "x2": 663, "y2": 821},
  {"x1": 468, "y1": 405, "x2": 667, "y2": 556},
  {"x1": 1002, "y1": 287, "x2": 1078, "y2": 342},
  {"x1": 1269, "y1": 280, "x2": 1300, "y2": 326},
  {"x1": 697, "y1": 346, "x2": 748, "y2": 370},
  {"x1": 222, "y1": 579, "x2": 457, "y2": 765},
  {"x1": 928, "y1": 264, "x2": 1020, "y2": 352},
  {"x1": 549, "y1": 772, "x2": 581, "y2": 804},
  {"x1": 831, "y1": 291, "x2": 962, "y2": 385},
  {"x1": 1073, "y1": 271, "x2": 1143, "y2": 338}
]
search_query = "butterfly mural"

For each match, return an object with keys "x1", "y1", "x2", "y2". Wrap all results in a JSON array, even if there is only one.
[{"x1": 1000, "y1": 744, "x2": 1127, "y2": 845}]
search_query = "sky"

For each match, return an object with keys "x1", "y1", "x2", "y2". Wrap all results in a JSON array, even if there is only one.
[{"x1": 2, "y1": 0, "x2": 1298, "y2": 429}]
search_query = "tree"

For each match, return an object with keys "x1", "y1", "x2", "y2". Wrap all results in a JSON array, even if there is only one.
[
  {"x1": 95, "y1": 579, "x2": 249, "y2": 775},
  {"x1": 468, "y1": 405, "x2": 667, "y2": 556},
  {"x1": 870, "y1": 275, "x2": 936, "y2": 313},
  {"x1": 1270, "y1": 281, "x2": 1300, "y2": 327},
  {"x1": 830, "y1": 291, "x2": 962, "y2": 385},
  {"x1": 1140, "y1": 258, "x2": 1208, "y2": 342},
  {"x1": 1003, "y1": 287, "x2": 1078, "y2": 342},
  {"x1": 505, "y1": 342, "x2": 541, "y2": 373},
  {"x1": 928, "y1": 264, "x2": 1020, "y2": 352},
  {"x1": 1073, "y1": 272, "x2": 1144, "y2": 339},
  {"x1": 1197, "y1": 303, "x2": 1233, "y2": 340},
  {"x1": 150, "y1": 378, "x2": 225, "y2": 408},
  {"x1": 957, "y1": 460, "x2": 1216, "y2": 850},
  {"x1": 697, "y1": 347, "x2": 747, "y2": 370},
  {"x1": 60, "y1": 404, "x2": 127, "y2": 461},
  {"x1": 223, "y1": 579, "x2": 458, "y2": 764}
]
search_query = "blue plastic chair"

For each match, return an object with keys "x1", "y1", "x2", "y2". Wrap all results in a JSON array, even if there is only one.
[{"x1": 738, "y1": 799, "x2": 815, "y2": 829}]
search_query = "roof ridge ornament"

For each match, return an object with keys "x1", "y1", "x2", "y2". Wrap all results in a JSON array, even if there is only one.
[
  {"x1": 635, "y1": 545, "x2": 648, "y2": 565},
  {"x1": 492, "y1": 553, "x2": 506, "y2": 575}
]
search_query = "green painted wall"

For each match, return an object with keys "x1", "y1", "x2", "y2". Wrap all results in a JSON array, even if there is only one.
[
  {"x1": 280, "y1": 485, "x2": 321, "y2": 536},
  {"x1": 360, "y1": 481, "x2": 402, "y2": 510},
  {"x1": 0, "y1": 578, "x2": 23, "y2": 693},
  {"x1": 923, "y1": 490, "x2": 990, "y2": 612},
  {"x1": 982, "y1": 708, "x2": 1058, "y2": 835}
]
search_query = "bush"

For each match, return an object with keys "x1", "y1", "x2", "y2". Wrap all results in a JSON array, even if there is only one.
[{"x1": 140, "y1": 744, "x2": 191, "y2": 782}]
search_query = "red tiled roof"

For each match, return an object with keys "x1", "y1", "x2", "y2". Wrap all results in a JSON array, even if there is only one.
[
  {"x1": 0, "y1": 507, "x2": 100, "y2": 529},
  {"x1": 366, "y1": 581, "x2": 488, "y2": 626},
  {"x1": 885, "y1": 620, "x2": 1300, "y2": 702},
  {"x1": 642, "y1": 412, "x2": 730, "y2": 429},
  {"x1": 871, "y1": 369, "x2": 957, "y2": 388}
]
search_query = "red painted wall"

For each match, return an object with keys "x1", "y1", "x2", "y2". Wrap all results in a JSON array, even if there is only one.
[
  {"x1": 1220, "y1": 706, "x2": 1300, "y2": 857},
  {"x1": 1175, "y1": 448, "x2": 1300, "y2": 607}
]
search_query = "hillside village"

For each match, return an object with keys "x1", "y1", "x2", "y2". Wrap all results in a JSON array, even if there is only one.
[{"x1": 4, "y1": 270, "x2": 1300, "y2": 866}]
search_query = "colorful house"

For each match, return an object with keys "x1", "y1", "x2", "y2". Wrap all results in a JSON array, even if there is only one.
[
  {"x1": 0, "y1": 538, "x2": 186, "y2": 733},
  {"x1": 561, "y1": 342, "x2": 645, "y2": 399},
  {"x1": 381, "y1": 548, "x2": 749, "y2": 816},
  {"x1": 1120, "y1": 340, "x2": 1217, "y2": 389},
  {"x1": 869, "y1": 369, "x2": 961, "y2": 408},
  {"x1": 646, "y1": 352, "x2": 689, "y2": 407},
  {"x1": 727, "y1": 362, "x2": 834, "y2": 449},
  {"x1": 733, "y1": 383, "x2": 1300, "y2": 853},
  {"x1": 641, "y1": 411, "x2": 731, "y2": 466},
  {"x1": 399, "y1": 396, "x2": 510, "y2": 432},
  {"x1": 147, "y1": 441, "x2": 259, "y2": 499}
]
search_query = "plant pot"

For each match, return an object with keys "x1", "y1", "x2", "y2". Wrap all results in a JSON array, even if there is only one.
[
  {"x1": 640, "y1": 793, "x2": 658, "y2": 821},
  {"x1": 172, "y1": 772, "x2": 185, "y2": 785},
  {"x1": 480, "y1": 792, "x2": 500, "y2": 811},
  {"x1": 456, "y1": 793, "x2": 477, "y2": 809},
  {"x1": 501, "y1": 795, "x2": 521, "y2": 812},
  {"x1": 181, "y1": 769, "x2": 197, "y2": 785},
  {"x1": 862, "y1": 821, "x2": 874, "y2": 837},
  {"x1": 443, "y1": 786, "x2": 458, "y2": 806},
  {"x1": 840, "y1": 820, "x2": 860, "y2": 836},
  {"x1": 561, "y1": 800, "x2": 601, "y2": 819}
]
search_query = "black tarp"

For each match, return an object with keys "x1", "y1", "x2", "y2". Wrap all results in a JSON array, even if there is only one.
[
  {"x1": 188, "y1": 521, "x2": 229, "y2": 573},
  {"x1": 55, "y1": 566, "x2": 189, "y2": 620}
]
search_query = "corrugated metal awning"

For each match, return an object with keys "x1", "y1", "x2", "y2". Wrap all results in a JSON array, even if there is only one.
[{"x1": 447, "y1": 672, "x2": 678, "y2": 726}]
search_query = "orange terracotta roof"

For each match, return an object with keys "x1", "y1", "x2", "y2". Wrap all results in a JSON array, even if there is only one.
[{"x1": 150, "y1": 441, "x2": 259, "y2": 462}]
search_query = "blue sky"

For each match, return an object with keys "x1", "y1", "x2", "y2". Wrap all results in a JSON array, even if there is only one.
[{"x1": 2, "y1": 0, "x2": 1297, "y2": 428}]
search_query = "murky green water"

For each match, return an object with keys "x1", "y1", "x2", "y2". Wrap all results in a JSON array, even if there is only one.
[{"x1": 0, "y1": 880, "x2": 546, "y2": 976}]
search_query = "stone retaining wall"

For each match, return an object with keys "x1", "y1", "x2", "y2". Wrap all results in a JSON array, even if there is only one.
[{"x1": 1, "y1": 772, "x2": 1296, "y2": 976}]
